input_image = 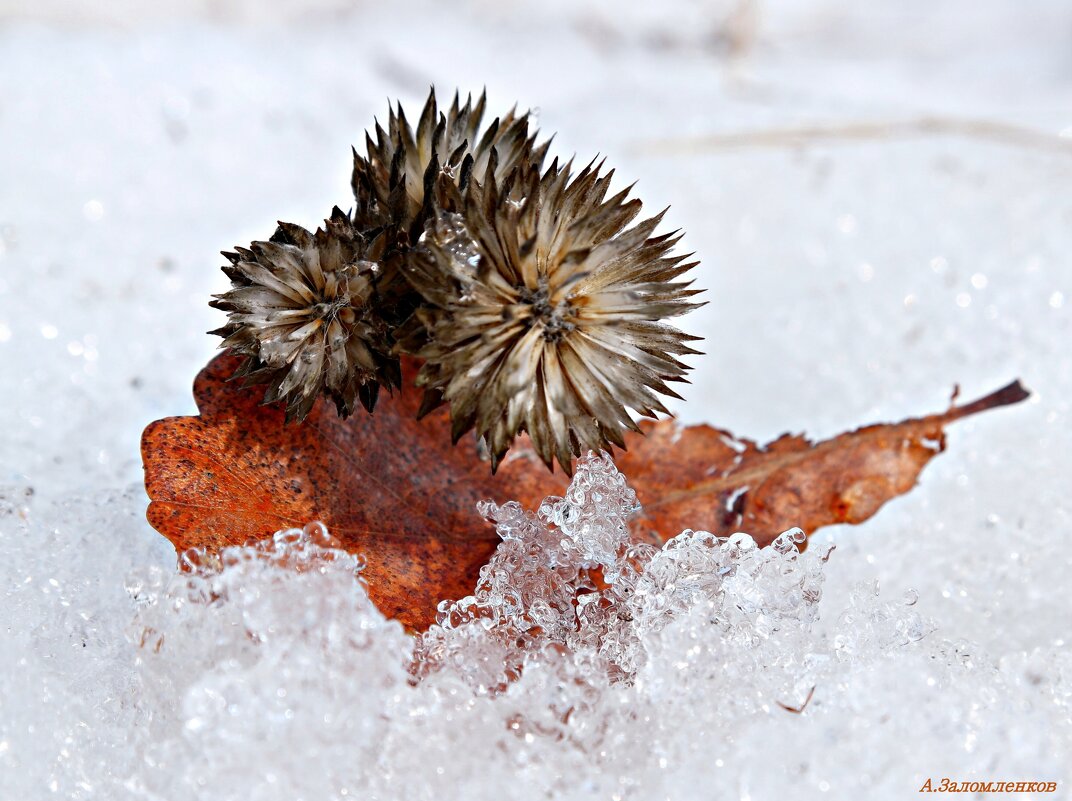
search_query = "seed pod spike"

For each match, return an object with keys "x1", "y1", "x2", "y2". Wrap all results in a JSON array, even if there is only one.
[
  {"x1": 210, "y1": 212, "x2": 398, "y2": 422},
  {"x1": 408, "y1": 157, "x2": 703, "y2": 473}
]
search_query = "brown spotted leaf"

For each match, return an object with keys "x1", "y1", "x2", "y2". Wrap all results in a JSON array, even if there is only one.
[{"x1": 143, "y1": 353, "x2": 1027, "y2": 630}]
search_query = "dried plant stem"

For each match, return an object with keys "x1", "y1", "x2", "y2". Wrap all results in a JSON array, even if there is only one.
[{"x1": 635, "y1": 117, "x2": 1072, "y2": 157}]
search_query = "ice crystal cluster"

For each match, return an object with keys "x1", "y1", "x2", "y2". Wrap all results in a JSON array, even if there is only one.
[
  {"x1": 3, "y1": 458, "x2": 1068, "y2": 800},
  {"x1": 417, "y1": 455, "x2": 828, "y2": 691}
]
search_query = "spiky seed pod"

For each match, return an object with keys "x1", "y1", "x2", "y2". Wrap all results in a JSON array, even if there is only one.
[
  {"x1": 210, "y1": 208, "x2": 401, "y2": 422},
  {"x1": 404, "y1": 157, "x2": 705, "y2": 474},
  {"x1": 351, "y1": 89, "x2": 550, "y2": 337},
  {"x1": 352, "y1": 88, "x2": 548, "y2": 244}
]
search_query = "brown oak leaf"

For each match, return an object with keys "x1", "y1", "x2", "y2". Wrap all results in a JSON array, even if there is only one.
[
  {"x1": 616, "y1": 381, "x2": 1029, "y2": 544},
  {"x1": 143, "y1": 353, "x2": 1027, "y2": 630}
]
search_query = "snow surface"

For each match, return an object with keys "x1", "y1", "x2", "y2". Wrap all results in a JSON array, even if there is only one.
[{"x1": 1, "y1": 1, "x2": 1071, "y2": 798}]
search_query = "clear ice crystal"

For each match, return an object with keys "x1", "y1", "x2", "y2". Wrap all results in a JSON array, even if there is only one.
[{"x1": 415, "y1": 455, "x2": 839, "y2": 695}]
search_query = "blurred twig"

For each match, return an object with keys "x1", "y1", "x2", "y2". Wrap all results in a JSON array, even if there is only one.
[{"x1": 634, "y1": 117, "x2": 1072, "y2": 156}]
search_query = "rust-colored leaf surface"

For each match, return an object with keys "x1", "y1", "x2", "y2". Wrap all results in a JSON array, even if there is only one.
[
  {"x1": 143, "y1": 353, "x2": 1027, "y2": 630},
  {"x1": 142, "y1": 353, "x2": 567, "y2": 631},
  {"x1": 617, "y1": 381, "x2": 1029, "y2": 546}
]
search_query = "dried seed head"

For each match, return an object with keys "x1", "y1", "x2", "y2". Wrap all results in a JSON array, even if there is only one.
[
  {"x1": 352, "y1": 88, "x2": 548, "y2": 243},
  {"x1": 404, "y1": 157, "x2": 705, "y2": 474},
  {"x1": 211, "y1": 208, "x2": 401, "y2": 422}
]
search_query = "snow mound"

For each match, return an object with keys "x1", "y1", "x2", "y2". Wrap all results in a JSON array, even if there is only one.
[{"x1": 2, "y1": 456, "x2": 1066, "y2": 800}]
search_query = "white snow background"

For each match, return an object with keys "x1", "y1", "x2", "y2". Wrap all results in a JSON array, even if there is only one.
[{"x1": 1, "y1": 1, "x2": 1070, "y2": 799}]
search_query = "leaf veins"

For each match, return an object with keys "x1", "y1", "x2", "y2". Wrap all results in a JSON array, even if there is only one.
[{"x1": 143, "y1": 353, "x2": 1027, "y2": 630}]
